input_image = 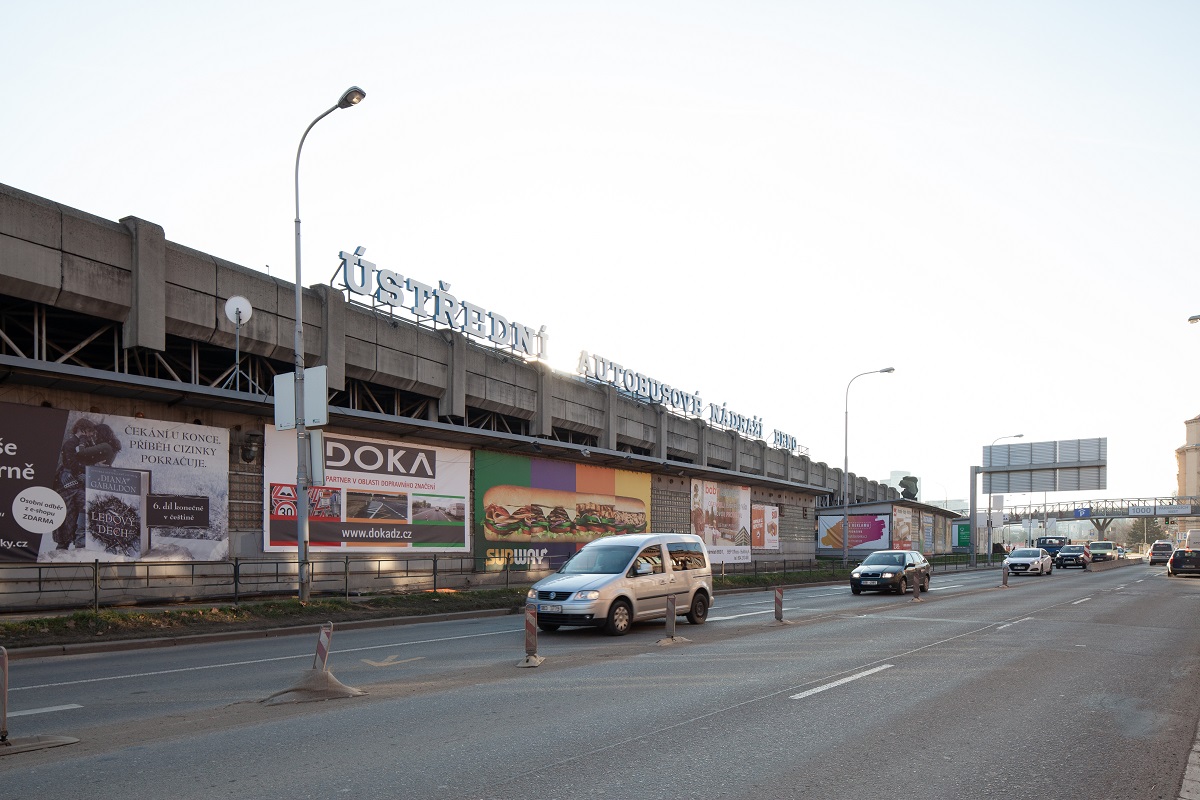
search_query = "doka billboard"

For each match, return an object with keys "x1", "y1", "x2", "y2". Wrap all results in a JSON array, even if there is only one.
[
  {"x1": 0, "y1": 402, "x2": 229, "y2": 563},
  {"x1": 264, "y1": 428, "x2": 471, "y2": 552}
]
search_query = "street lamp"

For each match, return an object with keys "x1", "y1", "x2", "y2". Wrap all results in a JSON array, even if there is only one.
[
  {"x1": 842, "y1": 367, "x2": 895, "y2": 567},
  {"x1": 986, "y1": 433, "x2": 1023, "y2": 562},
  {"x1": 293, "y1": 86, "x2": 365, "y2": 601}
]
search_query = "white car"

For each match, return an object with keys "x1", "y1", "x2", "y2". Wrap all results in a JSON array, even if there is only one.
[{"x1": 1004, "y1": 547, "x2": 1053, "y2": 576}]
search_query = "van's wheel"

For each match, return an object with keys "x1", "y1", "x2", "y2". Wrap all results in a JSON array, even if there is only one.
[
  {"x1": 686, "y1": 593, "x2": 709, "y2": 625},
  {"x1": 537, "y1": 623, "x2": 560, "y2": 632},
  {"x1": 604, "y1": 599, "x2": 632, "y2": 636}
]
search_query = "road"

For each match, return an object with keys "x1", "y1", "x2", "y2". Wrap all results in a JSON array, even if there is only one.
[{"x1": 3, "y1": 562, "x2": 1197, "y2": 800}]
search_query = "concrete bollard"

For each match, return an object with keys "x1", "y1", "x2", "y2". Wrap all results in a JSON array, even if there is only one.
[
  {"x1": 775, "y1": 587, "x2": 784, "y2": 621},
  {"x1": 910, "y1": 568, "x2": 923, "y2": 602},
  {"x1": 517, "y1": 604, "x2": 544, "y2": 667},
  {"x1": 665, "y1": 594, "x2": 678, "y2": 638},
  {"x1": 1001, "y1": 566, "x2": 1009, "y2": 588}
]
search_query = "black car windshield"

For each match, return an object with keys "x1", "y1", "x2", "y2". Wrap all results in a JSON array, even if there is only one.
[
  {"x1": 1011, "y1": 549, "x2": 1040, "y2": 558},
  {"x1": 560, "y1": 545, "x2": 637, "y2": 574},
  {"x1": 860, "y1": 552, "x2": 905, "y2": 566},
  {"x1": 1060, "y1": 546, "x2": 1085, "y2": 553}
]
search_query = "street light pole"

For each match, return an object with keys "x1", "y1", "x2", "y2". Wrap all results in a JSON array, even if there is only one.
[
  {"x1": 842, "y1": 367, "x2": 895, "y2": 567},
  {"x1": 985, "y1": 433, "x2": 1023, "y2": 564},
  {"x1": 293, "y1": 86, "x2": 365, "y2": 601}
]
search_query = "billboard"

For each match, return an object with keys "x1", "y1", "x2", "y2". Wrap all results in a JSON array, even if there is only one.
[
  {"x1": 474, "y1": 451, "x2": 651, "y2": 571},
  {"x1": 264, "y1": 428, "x2": 470, "y2": 552},
  {"x1": 752, "y1": 504, "x2": 779, "y2": 550},
  {"x1": 893, "y1": 507, "x2": 913, "y2": 551},
  {"x1": 817, "y1": 514, "x2": 891, "y2": 552},
  {"x1": 0, "y1": 402, "x2": 229, "y2": 563},
  {"x1": 690, "y1": 479, "x2": 751, "y2": 564}
]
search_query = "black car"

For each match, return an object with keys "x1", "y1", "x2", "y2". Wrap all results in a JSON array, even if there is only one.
[
  {"x1": 1054, "y1": 544, "x2": 1090, "y2": 569},
  {"x1": 1148, "y1": 540, "x2": 1175, "y2": 565},
  {"x1": 850, "y1": 550, "x2": 931, "y2": 595},
  {"x1": 1168, "y1": 548, "x2": 1200, "y2": 577}
]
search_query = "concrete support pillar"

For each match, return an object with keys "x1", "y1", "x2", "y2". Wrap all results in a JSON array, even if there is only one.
[
  {"x1": 315, "y1": 285, "x2": 345, "y2": 392},
  {"x1": 532, "y1": 361, "x2": 552, "y2": 437},
  {"x1": 437, "y1": 329, "x2": 467, "y2": 420},
  {"x1": 655, "y1": 405, "x2": 667, "y2": 460},
  {"x1": 601, "y1": 385, "x2": 618, "y2": 451},
  {"x1": 120, "y1": 216, "x2": 165, "y2": 351}
]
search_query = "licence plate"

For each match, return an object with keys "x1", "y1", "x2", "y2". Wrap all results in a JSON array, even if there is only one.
[
  {"x1": 861, "y1": 580, "x2": 878, "y2": 586},
  {"x1": 540, "y1": 604, "x2": 562, "y2": 613}
]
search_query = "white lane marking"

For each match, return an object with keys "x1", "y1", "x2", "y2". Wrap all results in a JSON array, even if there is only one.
[
  {"x1": 928, "y1": 584, "x2": 963, "y2": 591},
  {"x1": 11, "y1": 628, "x2": 521, "y2": 692},
  {"x1": 790, "y1": 665, "x2": 893, "y2": 700},
  {"x1": 996, "y1": 617, "x2": 1034, "y2": 630},
  {"x1": 710, "y1": 610, "x2": 778, "y2": 620},
  {"x1": 1072, "y1": 597, "x2": 1091, "y2": 605},
  {"x1": 7, "y1": 703, "x2": 82, "y2": 717}
]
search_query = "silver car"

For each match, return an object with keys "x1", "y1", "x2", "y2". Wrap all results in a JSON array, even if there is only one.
[
  {"x1": 1004, "y1": 547, "x2": 1053, "y2": 576},
  {"x1": 526, "y1": 532, "x2": 714, "y2": 635}
]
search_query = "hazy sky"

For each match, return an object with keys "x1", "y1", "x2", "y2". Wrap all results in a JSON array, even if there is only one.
[{"x1": 6, "y1": 2, "x2": 1199, "y2": 508}]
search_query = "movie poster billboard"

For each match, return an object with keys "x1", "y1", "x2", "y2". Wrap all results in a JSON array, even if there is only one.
[
  {"x1": 893, "y1": 506, "x2": 914, "y2": 551},
  {"x1": 751, "y1": 504, "x2": 779, "y2": 550},
  {"x1": 689, "y1": 479, "x2": 751, "y2": 564},
  {"x1": 0, "y1": 401, "x2": 229, "y2": 563},
  {"x1": 264, "y1": 428, "x2": 470, "y2": 553},
  {"x1": 817, "y1": 513, "x2": 891, "y2": 552},
  {"x1": 474, "y1": 451, "x2": 651, "y2": 572}
]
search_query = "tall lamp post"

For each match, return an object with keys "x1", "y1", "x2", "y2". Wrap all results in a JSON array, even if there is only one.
[
  {"x1": 986, "y1": 433, "x2": 1023, "y2": 563},
  {"x1": 842, "y1": 367, "x2": 895, "y2": 566},
  {"x1": 293, "y1": 86, "x2": 365, "y2": 601}
]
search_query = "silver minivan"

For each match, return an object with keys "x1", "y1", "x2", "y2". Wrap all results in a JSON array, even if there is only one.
[{"x1": 526, "y1": 532, "x2": 714, "y2": 636}]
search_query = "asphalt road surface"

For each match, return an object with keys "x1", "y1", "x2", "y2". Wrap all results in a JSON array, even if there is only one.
[{"x1": 4, "y1": 562, "x2": 1197, "y2": 800}]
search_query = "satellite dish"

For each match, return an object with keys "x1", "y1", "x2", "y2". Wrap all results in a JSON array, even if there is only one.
[{"x1": 225, "y1": 296, "x2": 253, "y2": 325}]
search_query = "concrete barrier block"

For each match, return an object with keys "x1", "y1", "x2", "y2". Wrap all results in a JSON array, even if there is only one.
[
  {"x1": 67, "y1": 212, "x2": 131, "y2": 270},
  {"x1": 59, "y1": 253, "x2": 130, "y2": 321},
  {"x1": 0, "y1": 184, "x2": 62, "y2": 248},
  {"x1": 165, "y1": 285, "x2": 218, "y2": 342},
  {"x1": 166, "y1": 244, "x2": 217, "y2": 294},
  {"x1": 0, "y1": 234, "x2": 61, "y2": 304}
]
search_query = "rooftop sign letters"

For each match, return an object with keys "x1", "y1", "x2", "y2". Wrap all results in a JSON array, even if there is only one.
[{"x1": 336, "y1": 247, "x2": 548, "y2": 359}]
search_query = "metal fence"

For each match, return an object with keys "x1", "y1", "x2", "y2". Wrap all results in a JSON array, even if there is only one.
[{"x1": 0, "y1": 555, "x2": 537, "y2": 614}]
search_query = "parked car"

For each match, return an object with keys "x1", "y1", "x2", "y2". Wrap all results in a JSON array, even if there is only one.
[
  {"x1": 1117, "y1": 546, "x2": 1127, "y2": 559},
  {"x1": 1004, "y1": 547, "x2": 1053, "y2": 576},
  {"x1": 1090, "y1": 541, "x2": 1118, "y2": 562},
  {"x1": 849, "y1": 550, "x2": 931, "y2": 595},
  {"x1": 1054, "y1": 544, "x2": 1090, "y2": 569},
  {"x1": 526, "y1": 532, "x2": 714, "y2": 635},
  {"x1": 1168, "y1": 546, "x2": 1200, "y2": 578},
  {"x1": 1148, "y1": 540, "x2": 1175, "y2": 565}
]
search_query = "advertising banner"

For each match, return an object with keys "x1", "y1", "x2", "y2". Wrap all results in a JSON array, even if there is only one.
[
  {"x1": 751, "y1": 504, "x2": 779, "y2": 550},
  {"x1": 690, "y1": 479, "x2": 751, "y2": 564},
  {"x1": 474, "y1": 451, "x2": 651, "y2": 571},
  {"x1": 264, "y1": 428, "x2": 470, "y2": 552},
  {"x1": 922, "y1": 512, "x2": 934, "y2": 553},
  {"x1": 0, "y1": 402, "x2": 229, "y2": 563},
  {"x1": 818, "y1": 514, "x2": 891, "y2": 552},
  {"x1": 893, "y1": 507, "x2": 913, "y2": 551}
]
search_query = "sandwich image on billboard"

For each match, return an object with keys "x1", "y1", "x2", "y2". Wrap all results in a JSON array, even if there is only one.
[{"x1": 474, "y1": 451, "x2": 651, "y2": 571}]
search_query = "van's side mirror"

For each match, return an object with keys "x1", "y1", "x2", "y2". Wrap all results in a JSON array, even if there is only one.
[{"x1": 635, "y1": 562, "x2": 653, "y2": 576}]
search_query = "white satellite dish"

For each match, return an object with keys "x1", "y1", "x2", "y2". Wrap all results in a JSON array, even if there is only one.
[
  {"x1": 225, "y1": 295, "x2": 253, "y2": 325},
  {"x1": 223, "y1": 296, "x2": 254, "y2": 393}
]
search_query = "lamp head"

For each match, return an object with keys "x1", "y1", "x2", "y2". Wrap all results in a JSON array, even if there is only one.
[
  {"x1": 338, "y1": 86, "x2": 366, "y2": 109},
  {"x1": 880, "y1": 367, "x2": 895, "y2": 374},
  {"x1": 1189, "y1": 315, "x2": 1200, "y2": 325}
]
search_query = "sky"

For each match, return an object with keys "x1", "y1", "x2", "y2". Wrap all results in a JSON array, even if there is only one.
[{"x1": 5, "y1": 1, "x2": 1199, "y2": 509}]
